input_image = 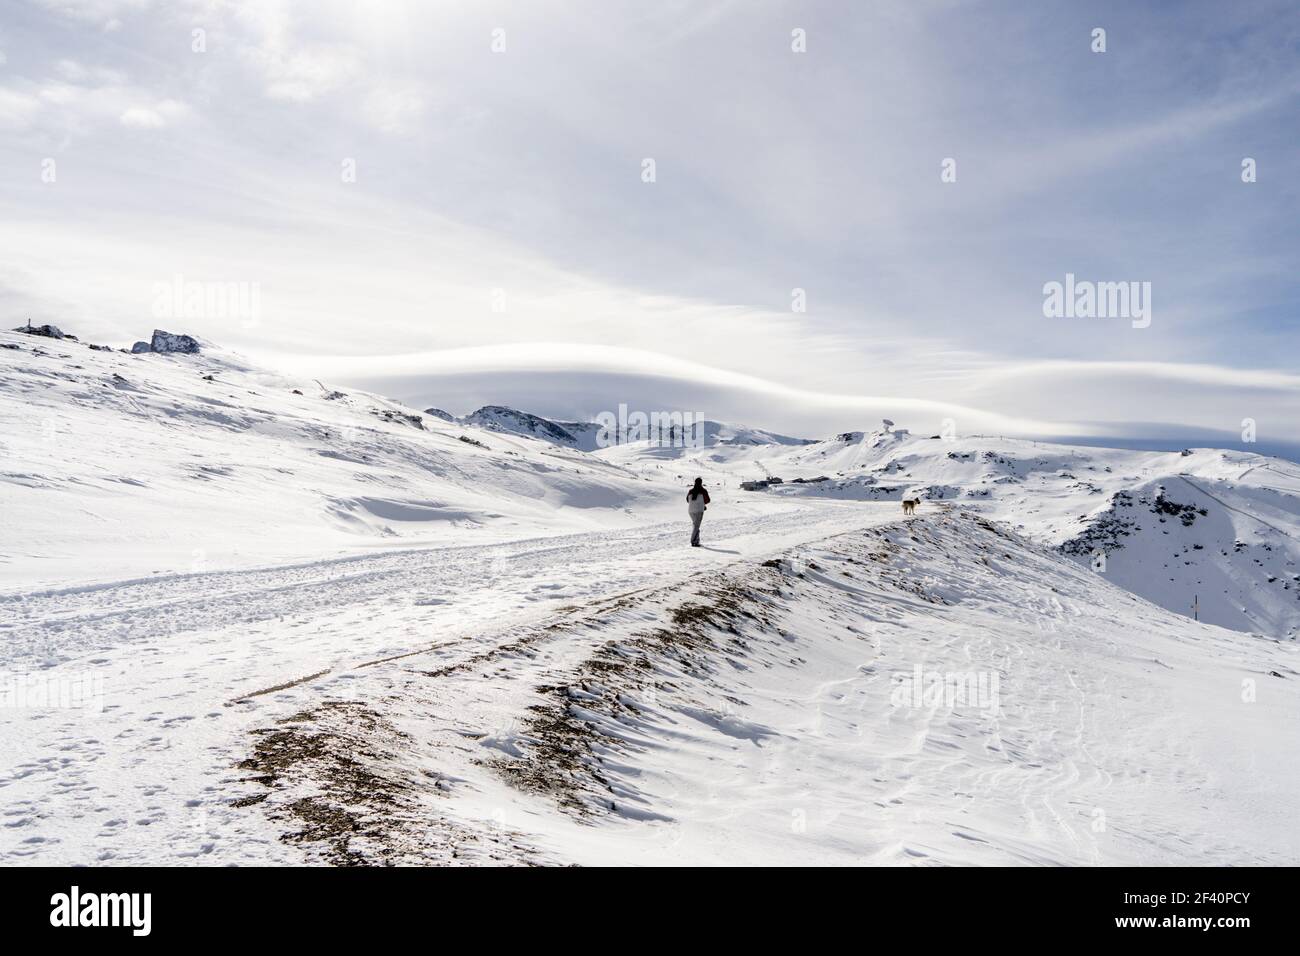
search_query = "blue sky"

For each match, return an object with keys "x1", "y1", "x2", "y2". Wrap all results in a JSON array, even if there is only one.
[{"x1": 1, "y1": 0, "x2": 1297, "y2": 448}]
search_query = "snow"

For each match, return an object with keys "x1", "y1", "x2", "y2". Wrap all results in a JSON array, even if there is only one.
[
  {"x1": 599, "y1": 427, "x2": 1300, "y2": 639},
  {"x1": 2, "y1": 332, "x2": 1298, "y2": 866},
  {"x1": 0, "y1": 333, "x2": 680, "y2": 588}
]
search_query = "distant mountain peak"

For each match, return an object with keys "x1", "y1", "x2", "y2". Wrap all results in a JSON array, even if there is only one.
[{"x1": 463, "y1": 405, "x2": 589, "y2": 448}]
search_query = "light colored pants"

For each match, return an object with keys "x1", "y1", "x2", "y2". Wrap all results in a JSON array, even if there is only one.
[{"x1": 690, "y1": 512, "x2": 703, "y2": 546}]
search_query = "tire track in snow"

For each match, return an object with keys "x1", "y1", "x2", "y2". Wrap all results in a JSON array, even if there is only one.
[
  {"x1": 0, "y1": 508, "x2": 871, "y2": 668},
  {"x1": 1177, "y1": 474, "x2": 1298, "y2": 540}
]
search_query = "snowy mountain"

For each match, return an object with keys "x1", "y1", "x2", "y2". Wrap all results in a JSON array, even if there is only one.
[
  {"x1": 5, "y1": 328, "x2": 1296, "y2": 634},
  {"x1": 0, "y1": 329, "x2": 679, "y2": 588},
  {"x1": 445, "y1": 404, "x2": 810, "y2": 453},
  {"x1": 460, "y1": 405, "x2": 605, "y2": 451},
  {"x1": 598, "y1": 426, "x2": 1300, "y2": 639},
  {"x1": 4, "y1": 331, "x2": 1299, "y2": 868},
  {"x1": 677, "y1": 419, "x2": 813, "y2": 448}
]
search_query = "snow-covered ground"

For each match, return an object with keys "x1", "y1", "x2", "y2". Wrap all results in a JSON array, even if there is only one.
[
  {"x1": 0, "y1": 330, "x2": 675, "y2": 588},
  {"x1": 2, "y1": 331, "x2": 1298, "y2": 866},
  {"x1": 599, "y1": 426, "x2": 1300, "y2": 639}
]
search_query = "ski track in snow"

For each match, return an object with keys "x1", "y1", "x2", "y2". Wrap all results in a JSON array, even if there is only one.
[
  {"x1": 1177, "y1": 474, "x2": 1298, "y2": 541},
  {"x1": 0, "y1": 507, "x2": 851, "y2": 667},
  {"x1": 0, "y1": 504, "x2": 882, "y2": 865}
]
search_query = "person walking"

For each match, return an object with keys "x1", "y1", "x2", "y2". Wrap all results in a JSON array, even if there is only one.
[{"x1": 687, "y1": 477, "x2": 710, "y2": 547}]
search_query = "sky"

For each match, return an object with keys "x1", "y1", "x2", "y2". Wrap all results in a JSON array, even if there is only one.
[{"x1": 1, "y1": 0, "x2": 1298, "y2": 452}]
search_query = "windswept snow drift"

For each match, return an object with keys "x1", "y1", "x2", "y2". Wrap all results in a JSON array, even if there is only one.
[{"x1": 176, "y1": 511, "x2": 1300, "y2": 865}]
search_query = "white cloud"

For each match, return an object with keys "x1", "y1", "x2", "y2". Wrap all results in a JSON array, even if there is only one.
[
  {"x1": 272, "y1": 342, "x2": 1300, "y2": 444},
  {"x1": 0, "y1": 58, "x2": 189, "y2": 135},
  {"x1": 0, "y1": 87, "x2": 40, "y2": 129},
  {"x1": 260, "y1": 45, "x2": 359, "y2": 101},
  {"x1": 118, "y1": 106, "x2": 163, "y2": 127},
  {"x1": 229, "y1": 3, "x2": 360, "y2": 102},
  {"x1": 119, "y1": 98, "x2": 189, "y2": 128},
  {"x1": 34, "y1": 0, "x2": 150, "y2": 31},
  {"x1": 54, "y1": 58, "x2": 89, "y2": 81},
  {"x1": 270, "y1": 342, "x2": 1077, "y2": 439},
  {"x1": 1, "y1": 1, "x2": 1295, "y2": 448},
  {"x1": 55, "y1": 59, "x2": 125, "y2": 84},
  {"x1": 363, "y1": 86, "x2": 424, "y2": 133}
]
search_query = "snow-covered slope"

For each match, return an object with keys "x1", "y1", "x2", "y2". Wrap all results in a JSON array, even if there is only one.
[
  {"x1": 460, "y1": 405, "x2": 603, "y2": 451},
  {"x1": 0, "y1": 330, "x2": 673, "y2": 588},
  {"x1": 457, "y1": 511, "x2": 1297, "y2": 865},
  {"x1": 679, "y1": 420, "x2": 811, "y2": 447},
  {"x1": 11, "y1": 506, "x2": 1292, "y2": 865},
  {"x1": 5, "y1": 331, "x2": 1295, "y2": 636},
  {"x1": 3, "y1": 334, "x2": 1299, "y2": 867},
  {"x1": 598, "y1": 427, "x2": 1300, "y2": 639}
]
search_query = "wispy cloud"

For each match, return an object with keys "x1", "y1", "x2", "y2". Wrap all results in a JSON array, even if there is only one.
[{"x1": 1, "y1": 0, "x2": 1297, "y2": 448}]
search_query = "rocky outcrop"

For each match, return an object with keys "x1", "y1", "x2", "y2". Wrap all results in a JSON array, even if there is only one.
[
  {"x1": 149, "y1": 330, "x2": 201, "y2": 354},
  {"x1": 374, "y1": 409, "x2": 425, "y2": 430},
  {"x1": 1151, "y1": 488, "x2": 1208, "y2": 527},
  {"x1": 128, "y1": 330, "x2": 201, "y2": 354},
  {"x1": 13, "y1": 323, "x2": 68, "y2": 339},
  {"x1": 1059, "y1": 490, "x2": 1138, "y2": 556}
]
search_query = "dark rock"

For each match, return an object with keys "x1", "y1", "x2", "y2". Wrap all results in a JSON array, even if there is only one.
[
  {"x1": 131, "y1": 341, "x2": 151, "y2": 353},
  {"x1": 321, "y1": 388, "x2": 347, "y2": 401},
  {"x1": 374, "y1": 409, "x2": 425, "y2": 430},
  {"x1": 13, "y1": 323, "x2": 65, "y2": 339},
  {"x1": 149, "y1": 329, "x2": 200, "y2": 354},
  {"x1": 423, "y1": 407, "x2": 456, "y2": 422}
]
